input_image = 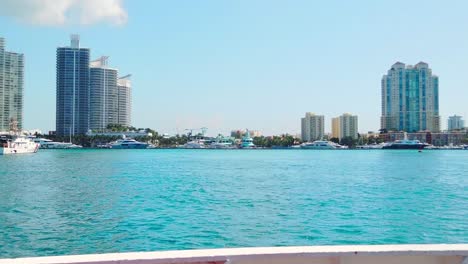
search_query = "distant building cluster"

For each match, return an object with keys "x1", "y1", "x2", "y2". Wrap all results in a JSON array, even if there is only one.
[
  {"x1": 0, "y1": 37, "x2": 24, "y2": 132},
  {"x1": 56, "y1": 35, "x2": 132, "y2": 136},
  {"x1": 0, "y1": 35, "x2": 466, "y2": 145},
  {"x1": 301, "y1": 113, "x2": 358, "y2": 142},
  {"x1": 332, "y1": 113, "x2": 358, "y2": 140},
  {"x1": 300, "y1": 62, "x2": 466, "y2": 145}
]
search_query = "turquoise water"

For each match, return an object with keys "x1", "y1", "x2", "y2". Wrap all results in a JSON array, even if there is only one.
[{"x1": 0, "y1": 149, "x2": 467, "y2": 258}]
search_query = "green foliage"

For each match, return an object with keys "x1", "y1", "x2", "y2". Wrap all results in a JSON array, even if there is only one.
[
  {"x1": 340, "y1": 136, "x2": 358, "y2": 148},
  {"x1": 330, "y1": 137, "x2": 340, "y2": 144},
  {"x1": 105, "y1": 124, "x2": 132, "y2": 132},
  {"x1": 462, "y1": 136, "x2": 468, "y2": 145},
  {"x1": 253, "y1": 135, "x2": 298, "y2": 148}
]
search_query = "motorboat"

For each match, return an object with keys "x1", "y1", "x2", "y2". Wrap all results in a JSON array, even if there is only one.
[
  {"x1": 33, "y1": 138, "x2": 82, "y2": 149},
  {"x1": 300, "y1": 140, "x2": 346, "y2": 149},
  {"x1": 0, "y1": 135, "x2": 39, "y2": 155},
  {"x1": 240, "y1": 130, "x2": 255, "y2": 148},
  {"x1": 181, "y1": 140, "x2": 206, "y2": 149},
  {"x1": 209, "y1": 136, "x2": 235, "y2": 149},
  {"x1": 382, "y1": 133, "x2": 429, "y2": 150},
  {"x1": 108, "y1": 138, "x2": 149, "y2": 149}
]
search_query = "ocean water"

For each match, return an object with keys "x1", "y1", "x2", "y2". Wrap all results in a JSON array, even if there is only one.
[{"x1": 0, "y1": 149, "x2": 467, "y2": 258}]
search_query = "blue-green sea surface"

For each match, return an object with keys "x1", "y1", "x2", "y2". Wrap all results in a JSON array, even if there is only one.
[{"x1": 0, "y1": 149, "x2": 467, "y2": 258}]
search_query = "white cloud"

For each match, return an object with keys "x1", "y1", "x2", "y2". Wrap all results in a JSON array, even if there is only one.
[{"x1": 0, "y1": 0, "x2": 127, "y2": 26}]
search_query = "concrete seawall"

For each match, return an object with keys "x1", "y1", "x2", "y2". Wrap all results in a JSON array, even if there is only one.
[{"x1": 1, "y1": 244, "x2": 467, "y2": 264}]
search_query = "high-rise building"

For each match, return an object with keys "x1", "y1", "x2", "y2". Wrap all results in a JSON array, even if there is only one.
[
  {"x1": 331, "y1": 117, "x2": 340, "y2": 139},
  {"x1": 332, "y1": 114, "x2": 358, "y2": 140},
  {"x1": 381, "y1": 62, "x2": 440, "y2": 132},
  {"x1": 301, "y1": 113, "x2": 324, "y2": 142},
  {"x1": 56, "y1": 35, "x2": 90, "y2": 136},
  {"x1": 447, "y1": 115, "x2": 464, "y2": 131},
  {"x1": 117, "y1": 75, "x2": 132, "y2": 127},
  {"x1": 0, "y1": 37, "x2": 24, "y2": 132},
  {"x1": 89, "y1": 56, "x2": 118, "y2": 131}
]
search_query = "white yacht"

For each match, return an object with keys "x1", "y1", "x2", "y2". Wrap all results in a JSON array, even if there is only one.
[
  {"x1": 108, "y1": 138, "x2": 149, "y2": 149},
  {"x1": 300, "y1": 140, "x2": 346, "y2": 149},
  {"x1": 209, "y1": 136, "x2": 235, "y2": 149},
  {"x1": 356, "y1": 143, "x2": 385, "y2": 149},
  {"x1": 240, "y1": 130, "x2": 255, "y2": 149},
  {"x1": 181, "y1": 139, "x2": 206, "y2": 149},
  {"x1": 33, "y1": 138, "x2": 82, "y2": 149},
  {"x1": 0, "y1": 136, "x2": 40, "y2": 155}
]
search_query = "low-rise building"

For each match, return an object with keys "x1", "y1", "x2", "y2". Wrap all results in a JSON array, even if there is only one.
[{"x1": 86, "y1": 130, "x2": 152, "y2": 138}]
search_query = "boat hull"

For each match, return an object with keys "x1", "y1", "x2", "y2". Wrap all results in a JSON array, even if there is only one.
[
  {"x1": 110, "y1": 144, "x2": 148, "y2": 149},
  {"x1": 0, "y1": 145, "x2": 39, "y2": 155},
  {"x1": 382, "y1": 144, "x2": 427, "y2": 150}
]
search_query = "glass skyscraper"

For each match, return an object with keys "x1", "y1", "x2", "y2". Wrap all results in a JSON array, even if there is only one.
[
  {"x1": 381, "y1": 62, "x2": 440, "y2": 133},
  {"x1": 56, "y1": 35, "x2": 90, "y2": 136},
  {"x1": 0, "y1": 37, "x2": 24, "y2": 132}
]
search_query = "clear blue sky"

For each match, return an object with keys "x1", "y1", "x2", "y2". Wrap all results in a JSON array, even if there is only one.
[{"x1": 1, "y1": 0, "x2": 467, "y2": 136}]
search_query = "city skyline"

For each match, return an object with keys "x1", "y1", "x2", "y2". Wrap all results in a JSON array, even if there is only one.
[{"x1": 1, "y1": 1, "x2": 468, "y2": 136}]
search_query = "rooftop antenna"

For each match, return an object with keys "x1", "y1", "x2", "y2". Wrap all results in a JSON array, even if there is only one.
[{"x1": 71, "y1": 34, "x2": 80, "y2": 49}]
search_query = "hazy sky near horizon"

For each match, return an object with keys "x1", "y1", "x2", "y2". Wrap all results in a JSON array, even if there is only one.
[{"x1": 1, "y1": 0, "x2": 467, "y2": 136}]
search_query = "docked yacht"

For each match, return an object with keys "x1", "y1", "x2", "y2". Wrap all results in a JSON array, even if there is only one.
[
  {"x1": 300, "y1": 140, "x2": 345, "y2": 149},
  {"x1": 240, "y1": 130, "x2": 255, "y2": 148},
  {"x1": 108, "y1": 138, "x2": 149, "y2": 149},
  {"x1": 181, "y1": 140, "x2": 206, "y2": 149},
  {"x1": 209, "y1": 136, "x2": 235, "y2": 149},
  {"x1": 33, "y1": 138, "x2": 82, "y2": 149},
  {"x1": 382, "y1": 133, "x2": 429, "y2": 150},
  {"x1": 356, "y1": 143, "x2": 385, "y2": 149},
  {"x1": 0, "y1": 136, "x2": 40, "y2": 155}
]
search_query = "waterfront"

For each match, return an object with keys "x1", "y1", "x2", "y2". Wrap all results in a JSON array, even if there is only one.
[{"x1": 0, "y1": 149, "x2": 467, "y2": 258}]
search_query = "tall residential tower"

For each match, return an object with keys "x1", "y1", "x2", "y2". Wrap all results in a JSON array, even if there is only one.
[
  {"x1": 0, "y1": 37, "x2": 24, "y2": 132},
  {"x1": 447, "y1": 115, "x2": 464, "y2": 131},
  {"x1": 89, "y1": 56, "x2": 118, "y2": 131},
  {"x1": 332, "y1": 113, "x2": 358, "y2": 140},
  {"x1": 117, "y1": 75, "x2": 132, "y2": 127},
  {"x1": 301, "y1": 113, "x2": 324, "y2": 142},
  {"x1": 56, "y1": 35, "x2": 90, "y2": 136},
  {"x1": 381, "y1": 62, "x2": 440, "y2": 132}
]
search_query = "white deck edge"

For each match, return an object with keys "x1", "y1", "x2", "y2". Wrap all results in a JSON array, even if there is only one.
[{"x1": 1, "y1": 244, "x2": 468, "y2": 264}]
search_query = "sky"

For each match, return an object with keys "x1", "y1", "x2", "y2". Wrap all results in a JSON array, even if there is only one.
[{"x1": 1, "y1": 0, "x2": 467, "y2": 136}]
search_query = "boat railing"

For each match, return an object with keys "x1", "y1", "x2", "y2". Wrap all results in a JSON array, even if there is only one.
[{"x1": 1, "y1": 244, "x2": 467, "y2": 264}]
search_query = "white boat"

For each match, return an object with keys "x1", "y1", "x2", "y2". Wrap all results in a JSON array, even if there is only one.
[
  {"x1": 356, "y1": 143, "x2": 385, "y2": 149},
  {"x1": 209, "y1": 136, "x2": 235, "y2": 149},
  {"x1": 0, "y1": 136, "x2": 40, "y2": 155},
  {"x1": 300, "y1": 140, "x2": 345, "y2": 149},
  {"x1": 240, "y1": 130, "x2": 255, "y2": 148},
  {"x1": 33, "y1": 138, "x2": 82, "y2": 149},
  {"x1": 109, "y1": 138, "x2": 149, "y2": 149},
  {"x1": 181, "y1": 140, "x2": 206, "y2": 149}
]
